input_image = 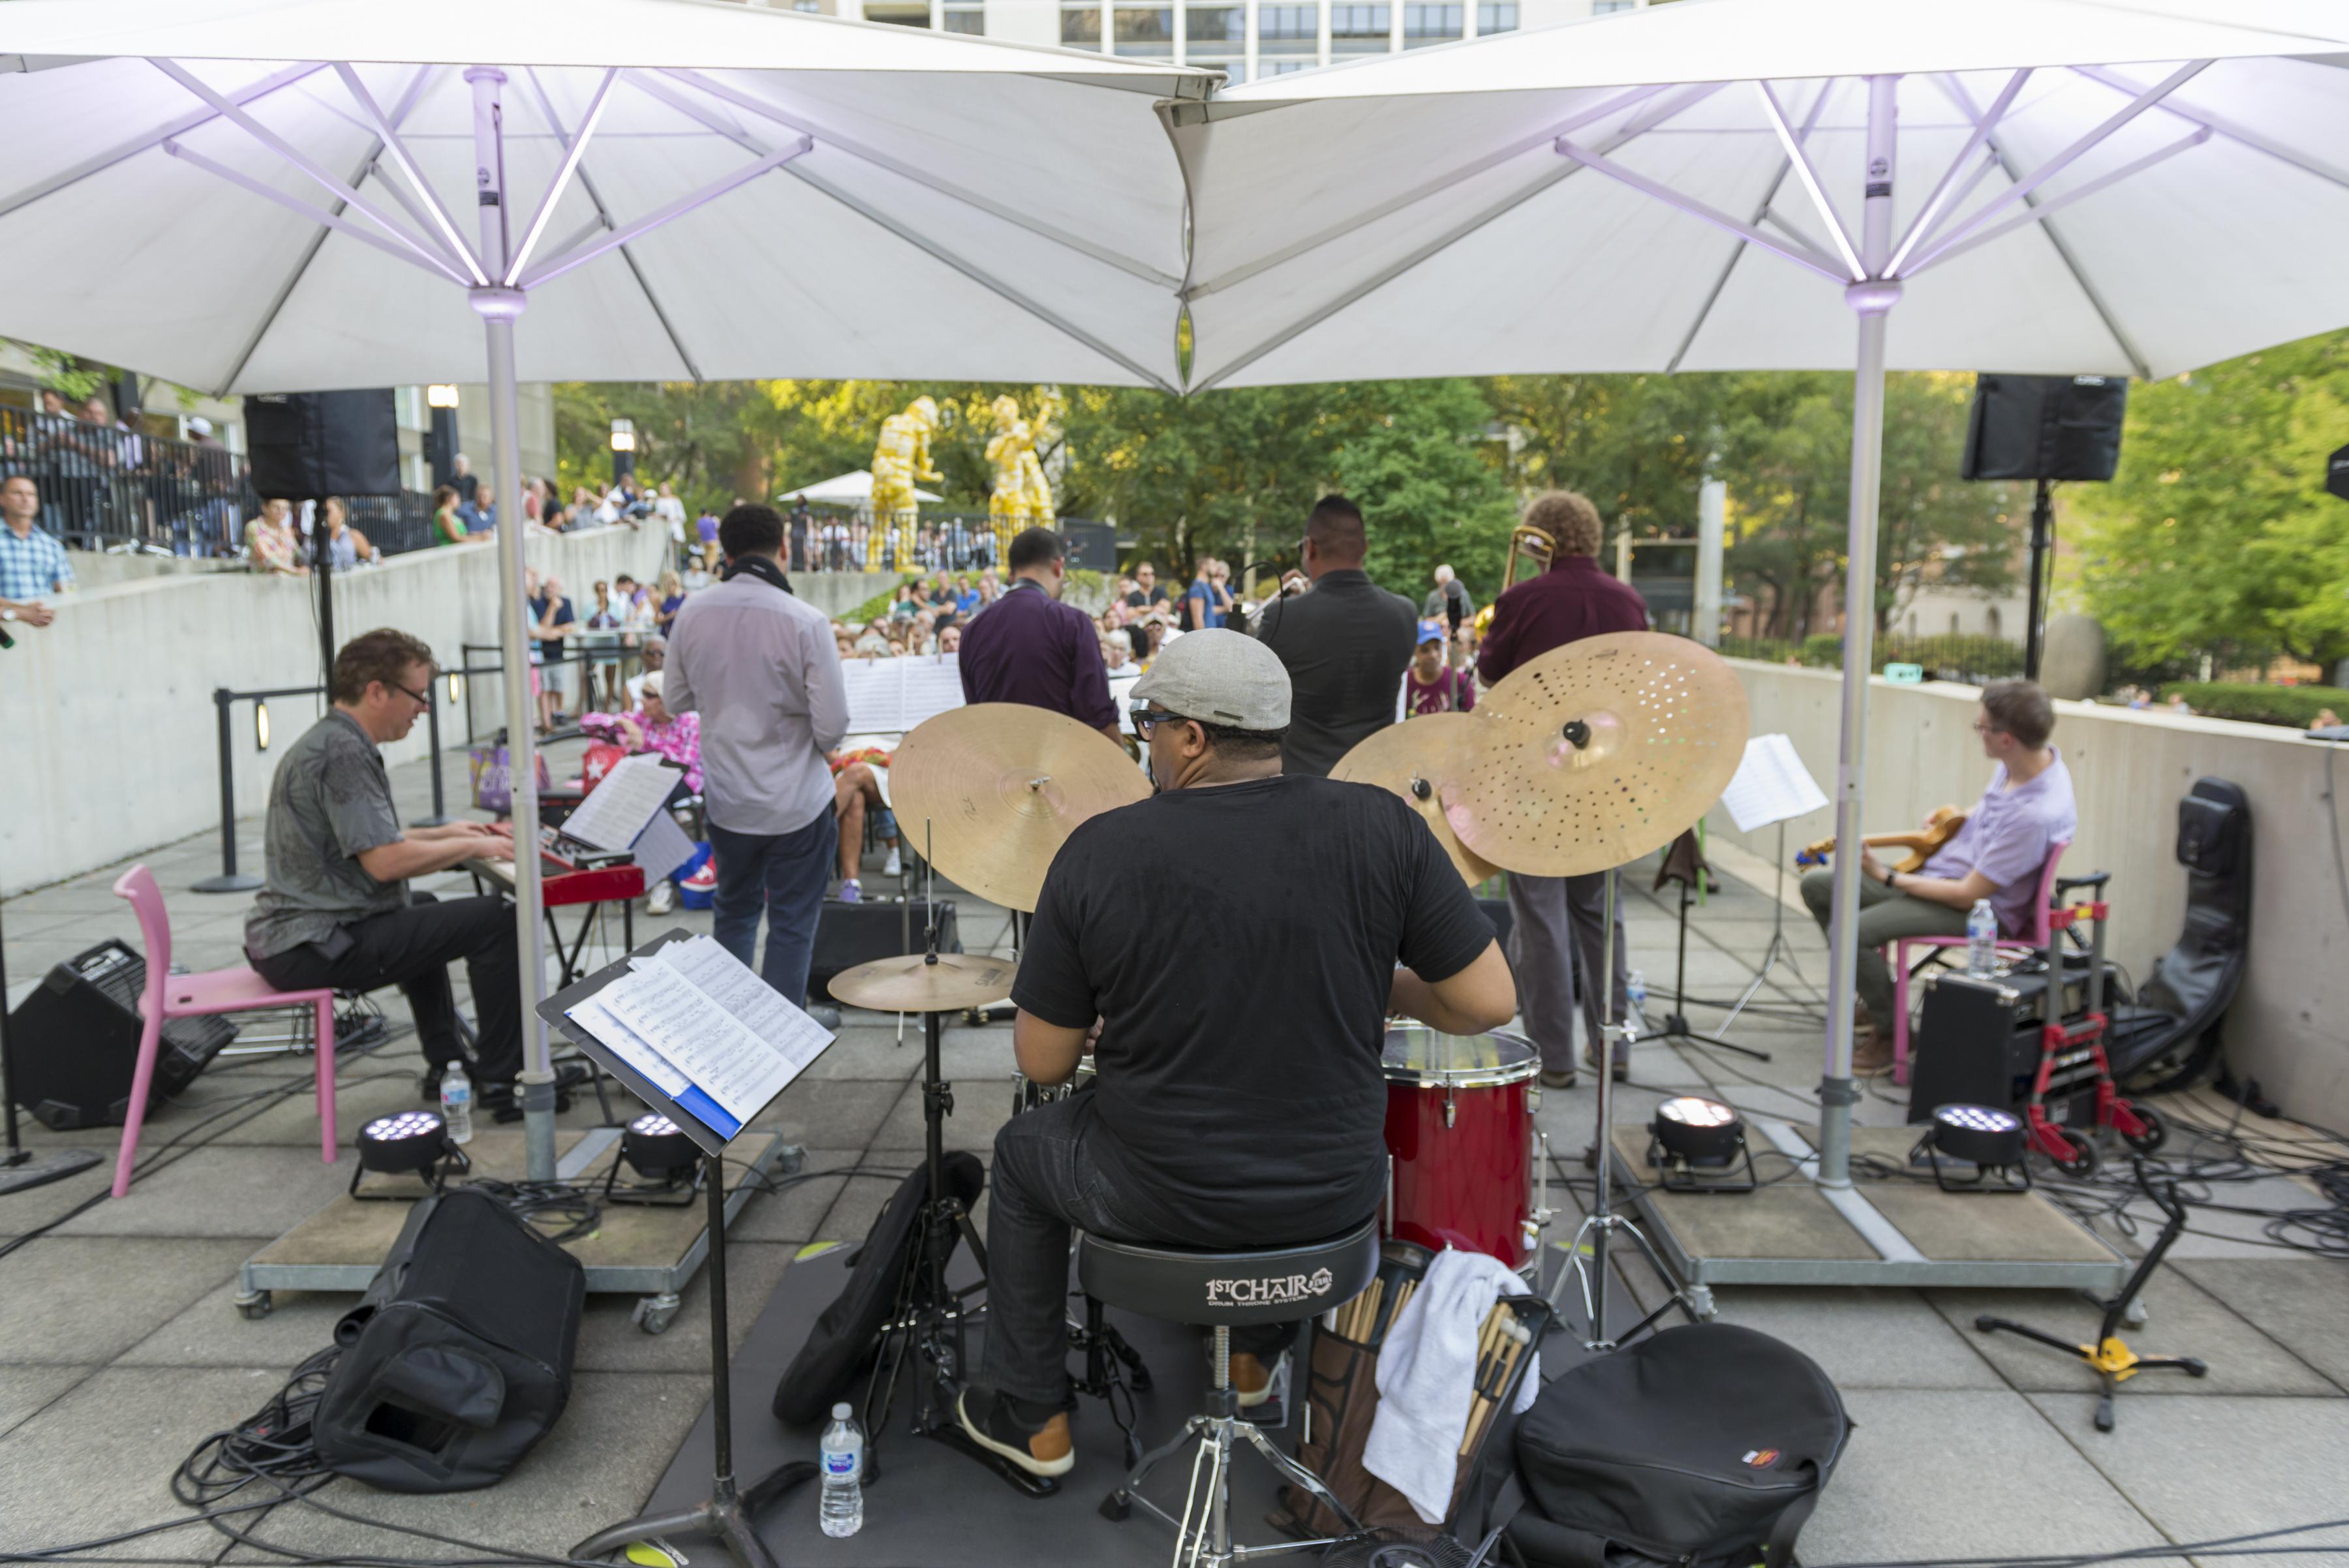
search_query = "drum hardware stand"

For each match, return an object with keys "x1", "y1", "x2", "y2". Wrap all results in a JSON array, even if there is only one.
[
  {"x1": 1627, "y1": 852, "x2": 1770, "y2": 1064},
  {"x1": 577, "y1": 1150, "x2": 814, "y2": 1568},
  {"x1": 0, "y1": 900, "x2": 103, "y2": 1198},
  {"x1": 1719, "y1": 820, "x2": 1828, "y2": 1032},
  {"x1": 1548, "y1": 867, "x2": 1704, "y2": 1351},
  {"x1": 859, "y1": 825, "x2": 1052, "y2": 1498}
]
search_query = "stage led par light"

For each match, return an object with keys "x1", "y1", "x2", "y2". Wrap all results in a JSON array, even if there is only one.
[
  {"x1": 1648, "y1": 1096, "x2": 1757, "y2": 1193},
  {"x1": 352, "y1": 1110, "x2": 465, "y2": 1196},
  {"x1": 1914, "y1": 1103, "x2": 2032, "y2": 1193},
  {"x1": 604, "y1": 1113, "x2": 703, "y2": 1204}
]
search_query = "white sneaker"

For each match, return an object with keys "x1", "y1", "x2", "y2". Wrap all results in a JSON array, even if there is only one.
[
  {"x1": 838, "y1": 878, "x2": 861, "y2": 904},
  {"x1": 646, "y1": 879, "x2": 676, "y2": 915},
  {"x1": 882, "y1": 846, "x2": 902, "y2": 878}
]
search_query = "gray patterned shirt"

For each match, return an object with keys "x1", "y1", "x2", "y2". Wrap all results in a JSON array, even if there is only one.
[{"x1": 244, "y1": 711, "x2": 408, "y2": 959}]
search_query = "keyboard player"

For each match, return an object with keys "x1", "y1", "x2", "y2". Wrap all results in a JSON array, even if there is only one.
[{"x1": 245, "y1": 629, "x2": 583, "y2": 1118}]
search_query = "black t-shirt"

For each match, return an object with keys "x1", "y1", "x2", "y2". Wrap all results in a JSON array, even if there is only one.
[
  {"x1": 529, "y1": 593, "x2": 576, "y2": 661},
  {"x1": 1013, "y1": 774, "x2": 1494, "y2": 1244}
]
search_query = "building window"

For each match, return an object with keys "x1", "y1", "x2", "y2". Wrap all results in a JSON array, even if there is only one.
[
  {"x1": 944, "y1": 6, "x2": 984, "y2": 29},
  {"x1": 1330, "y1": 2, "x2": 1390, "y2": 51},
  {"x1": 1591, "y1": 0, "x2": 1635, "y2": 11},
  {"x1": 793, "y1": 1, "x2": 823, "y2": 10},
  {"x1": 1404, "y1": 2, "x2": 1460, "y2": 43},
  {"x1": 1477, "y1": 1, "x2": 1517, "y2": 29},
  {"x1": 1114, "y1": 5, "x2": 1174, "y2": 51},
  {"x1": 1062, "y1": 3, "x2": 1103, "y2": 46},
  {"x1": 1186, "y1": 4, "x2": 1244, "y2": 43},
  {"x1": 1263, "y1": 57, "x2": 1313, "y2": 72},
  {"x1": 863, "y1": 1, "x2": 930, "y2": 23},
  {"x1": 1258, "y1": 3, "x2": 1315, "y2": 50}
]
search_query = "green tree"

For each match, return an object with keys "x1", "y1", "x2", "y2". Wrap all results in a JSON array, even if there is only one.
[{"x1": 2074, "y1": 332, "x2": 2349, "y2": 673}]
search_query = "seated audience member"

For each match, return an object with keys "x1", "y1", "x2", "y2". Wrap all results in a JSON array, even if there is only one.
[
  {"x1": 581, "y1": 669, "x2": 703, "y2": 914},
  {"x1": 247, "y1": 498, "x2": 306, "y2": 576},
  {"x1": 1405, "y1": 624, "x2": 1474, "y2": 715},
  {"x1": 1798, "y1": 678, "x2": 2077, "y2": 1076},
  {"x1": 245, "y1": 630, "x2": 583, "y2": 1118},
  {"x1": 938, "y1": 624, "x2": 962, "y2": 654},
  {"x1": 319, "y1": 497, "x2": 379, "y2": 568},
  {"x1": 830, "y1": 743, "x2": 902, "y2": 902},
  {"x1": 2311, "y1": 708, "x2": 2343, "y2": 732}
]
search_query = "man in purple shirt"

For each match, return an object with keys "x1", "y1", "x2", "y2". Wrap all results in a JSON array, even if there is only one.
[
  {"x1": 1800, "y1": 679, "x2": 2077, "y2": 1075},
  {"x1": 956, "y1": 526, "x2": 1119, "y2": 741}
]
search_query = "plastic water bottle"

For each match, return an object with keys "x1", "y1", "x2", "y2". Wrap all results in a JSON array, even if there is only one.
[
  {"x1": 1625, "y1": 969, "x2": 1649, "y2": 1028},
  {"x1": 819, "y1": 1403, "x2": 863, "y2": 1537},
  {"x1": 438, "y1": 1061, "x2": 474, "y2": 1146},
  {"x1": 1966, "y1": 900, "x2": 1999, "y2": 978}
]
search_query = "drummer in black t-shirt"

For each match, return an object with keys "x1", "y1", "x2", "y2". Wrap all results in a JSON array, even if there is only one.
[{"x1": 956, "y1": 630, "x2": 1517, "y2": 1479}]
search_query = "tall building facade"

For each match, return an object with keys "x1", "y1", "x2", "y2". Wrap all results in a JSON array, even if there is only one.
[{"x1": 794, "y1": 0, "x2": 1651, "y2": 82}]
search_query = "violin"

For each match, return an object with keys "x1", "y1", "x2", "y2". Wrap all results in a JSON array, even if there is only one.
[{"x1": 1795, "y1": 805, "x2": 1967, "y2": 870}]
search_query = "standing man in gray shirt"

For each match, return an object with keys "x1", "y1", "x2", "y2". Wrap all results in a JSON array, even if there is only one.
[
  {"x1": 667, "y1": 505, "x2": 849, "y2": 1009},
  {"x1": 1251, "y1": 495, "x2": 1418, "y2": 776}
]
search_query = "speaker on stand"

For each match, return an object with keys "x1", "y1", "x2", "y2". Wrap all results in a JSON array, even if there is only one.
[
  {"x1": 244, "y1": 390, "x2": 404, "y2": 690},
  {"x1": 1960, "y1": 374, "x2": 2128, "y2": 682}
]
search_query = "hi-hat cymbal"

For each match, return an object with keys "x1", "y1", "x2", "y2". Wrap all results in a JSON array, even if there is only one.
[
  {"x1": 828, "y1": 951, "x2": 1018, "y2": 1013},
  {"x1": 889, "y1": 703, "x2": 1149, "y2": 912},
  {"x1": 1330, "y1": 715, "x2": 1498, "y2": 887},
  {"x1": 1441, "y1": 632, "x2": 1748, "y2": 877}
]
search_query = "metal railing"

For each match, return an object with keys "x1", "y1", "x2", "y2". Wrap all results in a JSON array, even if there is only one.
[
  {"x1": 0, "y1": 407, "x2": 441, "y2": 561},
  {"x1": 774, "y1": 511, "x2": 1105, "y2": 574}
]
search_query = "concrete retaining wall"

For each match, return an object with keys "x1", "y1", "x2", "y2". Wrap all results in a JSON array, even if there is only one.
[
  {"x1": 3, "y1": 527, "x2": 668, "y2": 896},
  {"x1": 1708, "y1": 662, "x2": 2349, "y2": 1130}
]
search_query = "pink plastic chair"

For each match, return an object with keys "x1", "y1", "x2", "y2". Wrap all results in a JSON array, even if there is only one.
[
  {"x1": 1890, "y1": 839, "x2": 2070, "y2": 1084},
  {"x1": 109, "y1": 865, "x2": 338, "y2": 1197}
]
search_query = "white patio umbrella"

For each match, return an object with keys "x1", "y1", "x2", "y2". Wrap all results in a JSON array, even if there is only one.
[
  {"x1": 0, "y1": 0, "x2": 1206, "y2": 1178},
  {"x1": 780, "y1": 470, "x2": 944, "y2": 507},
  {"x1": 1165, "y1": 0, "x2": 2349, "y2": 1184}
]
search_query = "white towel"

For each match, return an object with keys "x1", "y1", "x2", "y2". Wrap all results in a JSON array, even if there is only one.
[{"x1": 1362, "y1": 1248, "x2": 1541, "y2": 1526}]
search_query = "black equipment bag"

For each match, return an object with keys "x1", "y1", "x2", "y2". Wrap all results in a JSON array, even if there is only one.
[
  {"x1": 772, "y1": 1151, "x2": 984, "y2": 1426},
  {"x1": 1508, "y1": 1325, "x2": 1848, "y2": 1568},
  {"x1": 2124, "y1": 778, "x2": 2252, "y2": 1090},
  {"x1": 315, "y1": 1189, "x2": 585, "y2": 1492}
]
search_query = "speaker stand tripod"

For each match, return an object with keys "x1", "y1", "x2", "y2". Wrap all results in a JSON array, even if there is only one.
[
  {"x1": 0, "y1": 897, "x2": 102, "y2": 1199},
  {"x1": 1550, "y1": 867, "x2": 1703, "y2": 1351},
  {"x1": 574, "y1": 1152, "x2": 814, "y2": 1568},
  {"x1": 1719, "y1": 821, "x2": 1826, "y2": 1034}
]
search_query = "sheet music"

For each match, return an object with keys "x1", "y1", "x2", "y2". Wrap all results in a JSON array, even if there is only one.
[
  {"x1": 562, "y1": 754, "x2": 681, "y2": 852},
  {"x1": 842, "y1": 653, "x2": 964, "y2": 733},
  {"x1": 650, "y1": 936, "x2": 835, "y2": 1079},
  {"x1": 632, "y1": 808, "x2": 697, "y2": 884},
  {"x1": 566, "y1": 993, "x2": 692, "y2": 1098},
  {"x1": 596, "y1": 960, "x2": 795, "y2": 1126},
  {"x1": 1719, "y1": 733, "x2": 1831, "y2": 833}
]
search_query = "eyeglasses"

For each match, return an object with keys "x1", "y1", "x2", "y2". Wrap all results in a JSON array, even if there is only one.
[
  {"x1": 1129, "y1": 701, "x2": 1184, "y2": 735},
  {"x1": 392, "y1": 680, "x2": 434, "y2": 709}
]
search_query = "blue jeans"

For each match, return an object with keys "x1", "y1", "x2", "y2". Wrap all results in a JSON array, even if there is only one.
[{"x1": 707, "y1": 808, "x2": 838, "y2": 1006}]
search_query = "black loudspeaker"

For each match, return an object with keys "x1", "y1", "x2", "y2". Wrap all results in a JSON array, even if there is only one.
[
  {"x1": 316, "y1": 1188, "x2": 583, "y2": 1492},
  {"x1": 245, "y1": 390, "x2": 403, "y2": 500},
  {"x1": 809, "y1": 900, "x2": 961, "y2": 1001},
  {"x1": 5, "y1": 940, "x2": 236, "y2": 1130},
  {"x1": 1961, "y1": 374, "x2": 2128, "y2": 483}
]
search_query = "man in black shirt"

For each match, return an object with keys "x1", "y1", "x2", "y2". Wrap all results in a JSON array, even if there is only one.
[
  {"x1": 957, "y1": 630, "x2": 1516, "y2": 1478},
  {"x1": 1251, "y1": 495, "x2": 1419, "y2": 776}
]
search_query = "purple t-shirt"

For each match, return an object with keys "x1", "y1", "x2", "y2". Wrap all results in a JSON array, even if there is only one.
[{"x1": 1921, "y1": 750, "x2": 2078, "y2": 936}]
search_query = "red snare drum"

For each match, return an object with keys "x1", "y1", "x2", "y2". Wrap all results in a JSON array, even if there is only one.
[{"x1": 1381, "y1": 1026, "x2": 1541, "y2": 1271}]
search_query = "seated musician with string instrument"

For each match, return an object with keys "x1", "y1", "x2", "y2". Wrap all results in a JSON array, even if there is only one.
[
  {"x1": 1798, "y1": 679, "x2": 2076, "y2": 1076},
  {"x1": 955, "y1": 630, "x2": 1516, "y2": 1478}
]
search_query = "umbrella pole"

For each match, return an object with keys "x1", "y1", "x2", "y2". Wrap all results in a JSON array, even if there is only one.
[
  {"x1": 468, "y1": 66, "x2": 557, "y2": 1183},
  {"x1": 1819, "y1": 74, "x2": 1902, "y2": 1191}
]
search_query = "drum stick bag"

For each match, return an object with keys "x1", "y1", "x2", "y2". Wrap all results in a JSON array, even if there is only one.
[
  {"x1": 771, "y1": 1152, "x2": 983, "y2": 1425},
  {"x1": 1506, "y1": 1323, "x2": 1849, "y2": 1568}
]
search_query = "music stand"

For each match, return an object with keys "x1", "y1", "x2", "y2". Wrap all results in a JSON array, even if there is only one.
[
  {"x1": 545, "y1": 932, "x2": 829, "y2": 1568},
  {"x1": 1713, "y1": 735, "x2": 1834, "y2": 1034},
  {"x1": 1623, "y1": 832, "x2": 1770, "y2": 1064}
]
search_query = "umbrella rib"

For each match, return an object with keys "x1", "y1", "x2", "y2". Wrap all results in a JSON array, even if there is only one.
[
  {"x1": 520, "y1": 68, "x2": 703, "y2": 383},
  {"x1": 213, "y1": 65, "x2": 442, "y2": 397},
  {"x1": 1182, "y1": 80, "x2": 1681, "y2": 303},
  {"x1": 1885, "y1": 67, "x2": 2031, "y2": 277},
  {"x1": 161, "y1": 136, "x2": 470, "y2": 288},
  {"x1": 505, "y1": 69, "x2": 619, "y2": 286},
  {"x1": 1911, "y1": 125, "x2": 2211, "y2": 277},
  {"x1": 0, "y1": 61, "x2": 324, "y2": 225},
  {"x1": 1554, "y1": 135, "x2": 1849, "y2": 284},
  {"x1": 649, "y1": 67, "x2": 1181, "y2": 290},
  {"x1": 331, "y1": 63, "x2": 487, "y2": 284},
  {"x1": 1927, "y1": 72, "x2": 2150, "y2": 380},
  {"x1": 1754, "y1": 81, "x2": 1861, "y2": 281},
  {"x1": 2068, "y1": 64, "x2": 2349, "y2": 194},
  {"x1": 516, "y1": 136, "x2": 813, "y2": 290},
  {"x1": 1667, "y1": 78, "x2": 1835, "y2": 375},
  {"x1": 1188, "y1": 85, "x2": 1727, "y2": 392}
]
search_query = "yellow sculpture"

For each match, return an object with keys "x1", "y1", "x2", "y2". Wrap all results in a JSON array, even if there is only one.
[
  {"x1": 868, "y1": 395, "x2": 942, "y2": 571},
  {"x1": 983, "y1": 394, "x2": 1058, "y2": 564}
]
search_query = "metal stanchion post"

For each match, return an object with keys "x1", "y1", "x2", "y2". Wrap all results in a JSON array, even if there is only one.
[
  {"x1": 415, "y1": 686, "x2": 452, "y2": 827},
  {"x1": 193, "y1": 687, "x2": 262, "y2": 894}
]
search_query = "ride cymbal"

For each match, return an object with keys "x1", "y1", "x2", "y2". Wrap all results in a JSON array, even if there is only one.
[
  {"x1": 828, "y1": 951, "x2": 1019, "y2": 1013},
  {"x1": 1442, "y1": 632, "x2": 1748, "y2": 877},
  {"x1": 889, "y1": 703, "x2": 1149, "y2": 912},
  {"x1": 1330, "y1": 715, "x2": 1499, "y2": 887}
]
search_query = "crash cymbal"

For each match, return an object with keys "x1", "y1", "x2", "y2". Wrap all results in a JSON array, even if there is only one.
[
  {"x1": 828, "y1": 951, "x2": 1019, "y2": 1013},
  {"x1": 1330, "y1": 715, "x2": 1499, "y2": 887},
  {"x1": 889, "y1": 703, "x2": 1149, "y2": 912},
  {"x1": 1441, "y1": 632, "x2": 1748, "y2": 877}
]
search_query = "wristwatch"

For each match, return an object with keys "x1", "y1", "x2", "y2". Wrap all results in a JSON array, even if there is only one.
[
  {"x1": 1882, "y1": 865, "x2": 1900, "y2": 889},
  {"x1": 0, "y1": 607, "x2": 16, "y2": 622}
]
